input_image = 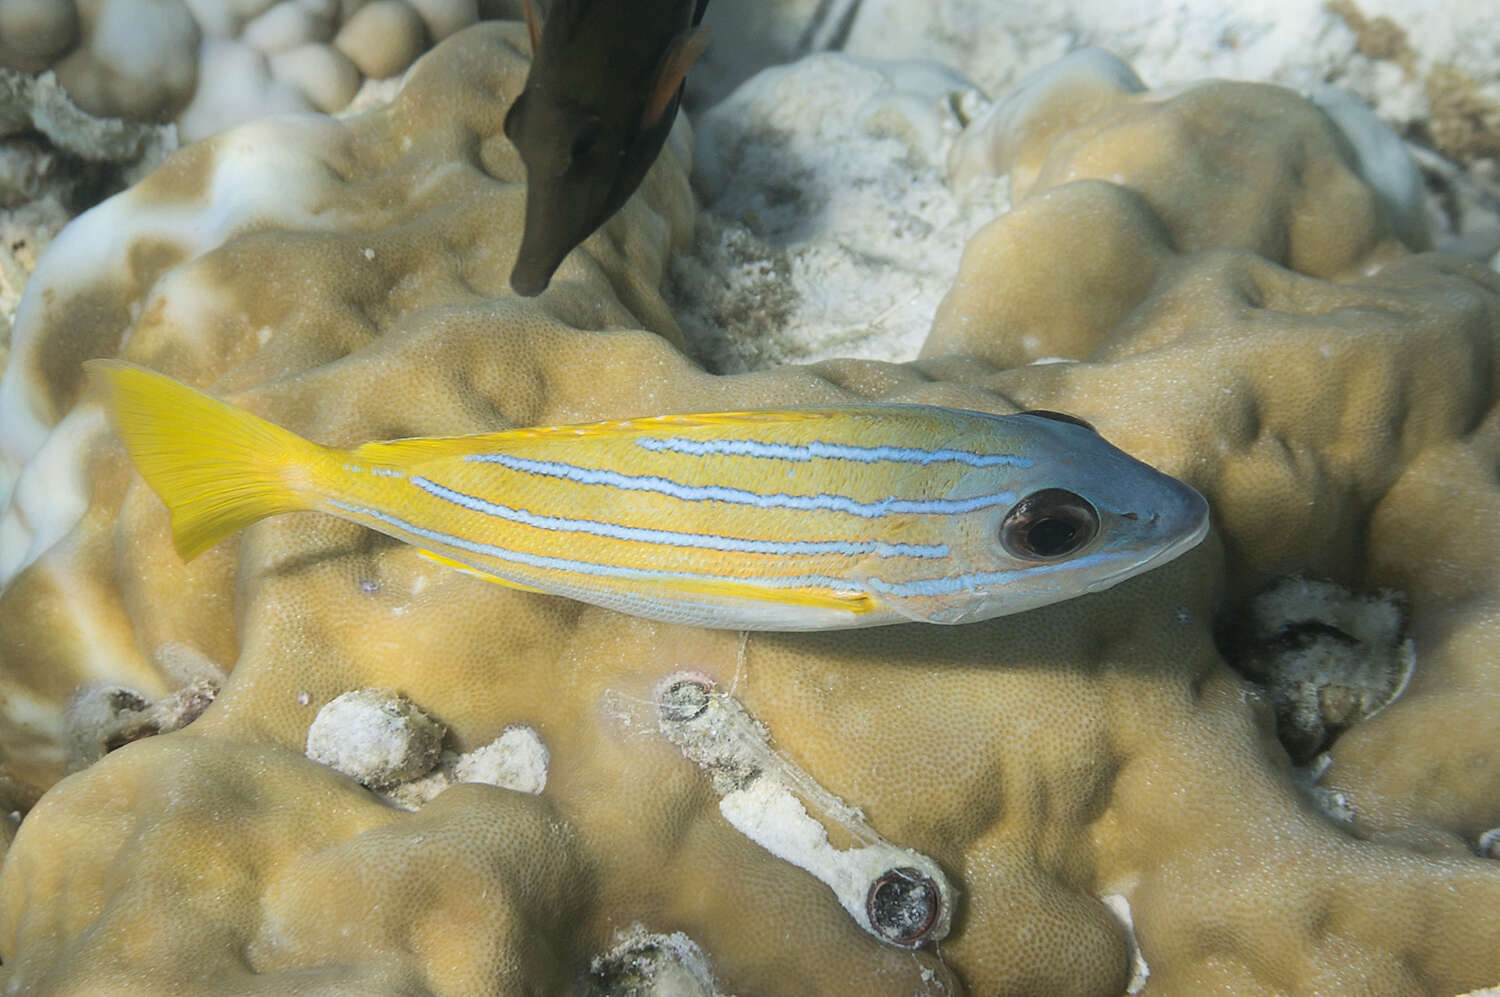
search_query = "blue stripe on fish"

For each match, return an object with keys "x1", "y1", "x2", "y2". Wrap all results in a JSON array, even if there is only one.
[
  {"x1": 635, "y1": 436, "x2": 1033, "y2": 468},
  {"x1": 329, "y1": 499, "x2": 873, "y2": 592},
  {"x1": 409, "y1": 476, "x2": 950, "y2": 558},
  {"x1": 462, "y1": 453, "x2": 1017, "y2": 518}
]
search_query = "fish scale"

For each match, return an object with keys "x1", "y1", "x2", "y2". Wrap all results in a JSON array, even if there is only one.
[{"x1": 90, "y1": 361, "x2": 1211, "y2": 630}]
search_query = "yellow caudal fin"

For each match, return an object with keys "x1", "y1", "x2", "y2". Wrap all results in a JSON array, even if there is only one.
[{"x1": 87, "y1": 360, "x2": 333, "y2": 560}]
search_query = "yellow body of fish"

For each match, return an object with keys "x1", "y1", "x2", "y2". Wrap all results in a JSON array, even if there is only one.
[{"x1": 89, "y1": 361, "x2": 1210, "y2": 630}]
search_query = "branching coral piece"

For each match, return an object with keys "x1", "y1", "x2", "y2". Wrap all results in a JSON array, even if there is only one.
[{"x1": 656, "y1": 673, "x2": 955, "y2": 949}]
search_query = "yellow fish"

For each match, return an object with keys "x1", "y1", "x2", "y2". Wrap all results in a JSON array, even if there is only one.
[{"x1": 89, "y1": 361, "x2": 1209, "y2": 630}]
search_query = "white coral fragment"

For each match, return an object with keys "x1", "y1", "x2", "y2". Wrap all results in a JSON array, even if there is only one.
[
  {"x1": 1100, "y1": 893, "x2": 1150, "y2": 995},
  {"x1": 305, "y1": 688, "x2": 445, "y2": 790},
  {"x1": 1478, "y1": 828, "x2": 1500, "y2": 859},
  {"x1": 656, "y1": 673, "x2": 955, "y2": 949},
  {"x1": 381, "y1": 724, "x2": 550, "y2": 811},
  {"x1": 453, "y1": 726, "x2": 549, "y2": 794}
]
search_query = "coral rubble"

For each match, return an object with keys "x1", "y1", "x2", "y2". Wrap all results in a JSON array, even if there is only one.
[{"x1": 0, "y1": 19, "x2": 1499, "y2": 997}]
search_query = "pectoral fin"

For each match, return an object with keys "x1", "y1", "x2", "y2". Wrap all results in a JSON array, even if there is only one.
[
  {"x1": 521, "y1": 0, "x2": 542, "y2": 53},
  {"x1": 642, "y1": 26, "x2": 712, "y2": 130}
]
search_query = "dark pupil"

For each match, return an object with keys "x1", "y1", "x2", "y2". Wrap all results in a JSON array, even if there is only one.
[
  {"x1": 1025, "y1": 517, "x2": 1078, "y2": 555},
  {"x1": 999, "y1": 488, "x2": 1100, "y2": 561}
]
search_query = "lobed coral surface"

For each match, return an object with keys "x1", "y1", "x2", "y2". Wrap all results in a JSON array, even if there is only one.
[{"x1": 0, "y1": 19, "x2": 1499, "y2": 997}]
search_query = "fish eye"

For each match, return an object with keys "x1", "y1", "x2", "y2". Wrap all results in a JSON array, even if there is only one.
[
  {"x1": 1021, "y1": 410, "x2": 1097, "y2": 432},
  {"x1": 1000, "y1": 489, "x2": 1100, "y2": 560}
]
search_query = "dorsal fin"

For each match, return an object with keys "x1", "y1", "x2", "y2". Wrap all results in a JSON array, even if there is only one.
[
  {"x1": 349, "y1": 408, "x2": 855, "y2": 466},
  {"x1": 641, "y1": 25, "x2": 712, "y2": 130},
  {"x1": 350, "y1": 434, "x2": 511, "y2": 465}
]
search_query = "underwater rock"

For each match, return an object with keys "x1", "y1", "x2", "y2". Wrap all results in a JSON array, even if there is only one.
[
  {"x1": 1, "y1": 21, "x2": 1500, "y2": 996},
  {"x1": 1223, "y1": 576, "x2": 1413, "y2": 764},
  {"x1": 582, "y1": 925, "x2": 722, "y2": 997}
]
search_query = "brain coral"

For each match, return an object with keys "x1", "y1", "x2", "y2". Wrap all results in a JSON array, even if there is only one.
[
  {"x1": 1, "y1": 21, "x2": 1500, "y2": 996},
  {"x1": 0, "y1": 0, "x2": 484, "y2": 142}
]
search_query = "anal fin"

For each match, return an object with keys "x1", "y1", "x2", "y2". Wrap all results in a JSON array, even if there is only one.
[
  {"x1": 417, "y1": 549, "x2": 548, "y2": 594},
  {"x1": 666, "y1": 575, "x2": 876, "y2": 616}
]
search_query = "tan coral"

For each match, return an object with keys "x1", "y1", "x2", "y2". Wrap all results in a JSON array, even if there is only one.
[{"x1": 1, "y1": 25, "x2": 1500, "y2": 996}]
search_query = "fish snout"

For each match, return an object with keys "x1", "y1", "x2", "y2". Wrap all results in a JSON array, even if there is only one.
[
  {"x1": 509, "y1": 261, "x2": 552, "y2": 297},
  {"x1": 510, "y1": 233, "x2": 570, "y2": 295},
  {"x1": 510, "y1": 214, "x2": 575, "y2": 296}
]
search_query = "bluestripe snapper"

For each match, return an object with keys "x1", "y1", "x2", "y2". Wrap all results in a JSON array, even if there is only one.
[{"x1": 88, "y1": 361, "x2": 1209, "y2": 630}]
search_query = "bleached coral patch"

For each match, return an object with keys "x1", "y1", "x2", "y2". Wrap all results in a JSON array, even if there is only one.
[
  {"x1": 1223, "y1": 577, "x2": 1415, "y2": 764},
  {"x1": 1, "y1": 0, "x2": 477, "y2": 142}
]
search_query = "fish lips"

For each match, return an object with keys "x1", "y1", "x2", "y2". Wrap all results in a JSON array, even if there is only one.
[
  {"x1": 510, "y1": 253, "x2": 559, "y2": 297},
  {"x1": 1083, "y1": 485, "x2": 1212, "y2": 594},
  {"x1": 509, "y1": 203, "x2": 571, "y2": 296}
]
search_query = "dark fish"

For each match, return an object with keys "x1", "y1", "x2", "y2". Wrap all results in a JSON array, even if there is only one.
[{"x1": 505, "y1": 0, "x2": 711, "y2": 296}]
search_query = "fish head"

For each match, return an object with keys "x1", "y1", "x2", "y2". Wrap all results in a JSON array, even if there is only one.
[
  {"x1": 504, "y1": 87, "x2": 633, "y2": 296},
  {"x1": 878, "y1": 412, "x2": 1211, "y2": 624}
]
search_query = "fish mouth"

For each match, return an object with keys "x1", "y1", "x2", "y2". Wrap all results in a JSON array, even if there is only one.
[
  {"x1": 507, "y1": 220, "x2": 570, "y2": 293},
  {"x1": 509, "y1": 259, "x2": 555, "y2": 297},
  {"x1": 1084, "y1": 502, "x2": 1212, "y2": 594}
]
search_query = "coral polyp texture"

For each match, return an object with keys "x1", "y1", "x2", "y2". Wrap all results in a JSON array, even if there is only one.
[
  {"x1": 0, "y1": 0, "x2": 482, "y2": 143},
  {"x1": 2, "y1": 21, "x2": 1500, "y2": 996}
]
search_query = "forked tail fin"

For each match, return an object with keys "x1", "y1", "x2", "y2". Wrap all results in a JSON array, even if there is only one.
[{"x1": 87, "y1": 360, "x2": 333, "y2": 560}]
